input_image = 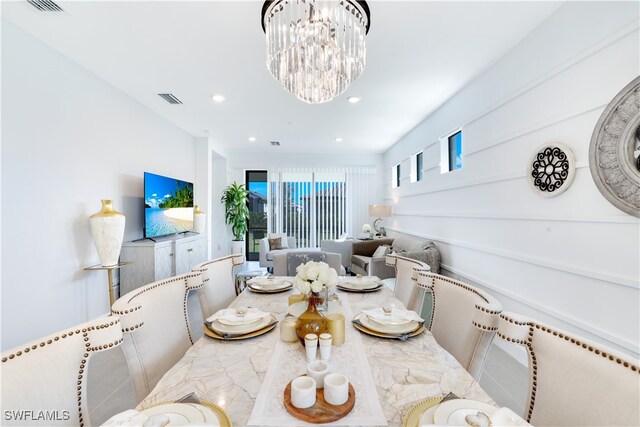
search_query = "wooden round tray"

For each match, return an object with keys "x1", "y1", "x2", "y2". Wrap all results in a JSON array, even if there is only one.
[{"x1": 283, "y1": 377, "x2": 356, "y2": 424}]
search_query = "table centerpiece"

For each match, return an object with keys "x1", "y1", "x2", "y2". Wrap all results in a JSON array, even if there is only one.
[{"x1": 294, "y1": 261, "x2": 339, "y2": 341}]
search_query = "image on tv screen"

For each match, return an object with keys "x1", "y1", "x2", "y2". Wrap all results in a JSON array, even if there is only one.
[{"x1": 144, "y1": 172, "x2": 194, "y2": 238}]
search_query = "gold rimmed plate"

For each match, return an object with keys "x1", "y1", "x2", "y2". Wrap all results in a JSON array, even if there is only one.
[
  {"x1": 140, "y1": 401, "x2": 232, "y2": 426},
  {"x1": 208, "y1": 314, "x2": 275, "y2": 335},
  {"x1": 356, "y1": 313, "x2": 420, "y2": 334},
  {"x1": 402, "y1": 396, "x2": 443, "y2": 427},
  {"x1": 203, "y1": 321, "x2": 277, "y2": 341},
  {"x1": 248, "y1": 282, "x2": 293, "y2": 293},
  {"x1": 337, "y1": 283, "x2": 383, "y2": 293},
  {"x1": 352, "y1": 316, "x2": 425, "y2": 340}
]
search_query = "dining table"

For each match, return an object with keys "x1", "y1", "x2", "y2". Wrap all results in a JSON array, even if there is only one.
[{"x1": 136, "y1": 277, "x2": 495, "y2": 426}]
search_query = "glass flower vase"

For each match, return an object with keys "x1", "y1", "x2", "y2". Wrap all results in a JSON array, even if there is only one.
[{"x1": 295, "y1": 292, "x2": 327, "y2": 342}]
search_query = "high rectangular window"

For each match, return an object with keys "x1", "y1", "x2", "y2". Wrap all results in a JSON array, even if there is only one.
[
  {"x1": 392, "y1": 163, "x2": 401, "y2": 188},
  {"x1": 411, "y1": 151, "x2": 424, "y2": 182},
  {"x1": 448, "y1": 131, "x2": 462, "y2": 171}
]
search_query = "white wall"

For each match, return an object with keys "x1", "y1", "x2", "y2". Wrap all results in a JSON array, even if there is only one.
[
  {"x1": 382, "y1": 2, "x2": 639, "y2": 360},
  {"x1": 1, "y1": 20, "x2": 196, "y2": 351}
]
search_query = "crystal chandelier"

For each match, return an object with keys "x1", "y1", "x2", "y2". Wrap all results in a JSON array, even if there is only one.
[{"x1": 261, "y1": 0, "x2": 371, "y2": 104}]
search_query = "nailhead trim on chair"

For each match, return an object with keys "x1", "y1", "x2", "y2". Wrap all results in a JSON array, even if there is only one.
[
  {"x1": 473, "y1": 321, "x2": 498, "y2": 331},
  {"x1": 417, "y1": 272, "x2": 502, "y2": 330},
  {"x1": 121, "y1": 273, "x2": 201, "y2": 344},
  {"x1": 2, "y1": 319, "x2": 121, "y2": 427},
  {"x1": 498, "y1": 313, "x2": 640, "y2": 423},
  {"x1": 112, "y1": 305, "x2": 141, "y2": 315}
]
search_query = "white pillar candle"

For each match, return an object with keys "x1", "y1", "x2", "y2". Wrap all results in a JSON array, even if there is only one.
[
  {"x1": 280, "y1": 316, "x2": 298, "y2": 342},
  {"x1": 290, "y1": 376, "x2": 316, "y2": 409},
  {"x1": 307, "y1": 360, "x2": 330, "y2": 389},
  {"x1": 324, "y1": 373, "x2": 349, "y2": 406}
]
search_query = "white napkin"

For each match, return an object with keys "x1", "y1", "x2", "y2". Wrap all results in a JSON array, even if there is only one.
[
  {"x1": 362, "y1": 306, "x2": 424, "y2": 323},
  {"x1": 207, "y1": 308, "x2": 270, "y2": 324},
  {"x1": 490, "y1": 407, "x2": 531, "y2": 426},
  {"x1": 102, "y1": 410, "x2": 150, "y2": 426}
]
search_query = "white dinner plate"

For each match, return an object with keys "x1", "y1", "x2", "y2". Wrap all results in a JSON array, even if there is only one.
[
  {"x1": 208, "y1": 313, "x2": 274, "y2": 335},
  {"x1": 433, "y1": 399, "x2": 498, "y2": 426},
  {"x1": 418, "y1": 403, "x2": 439, "y2": 426},
  {"x1": 288, "y1": 300, "x2": 342, "y2": 317},
  {"x1": 140, "y1": 403, "x2": 218, "y2": 426},
  {"x1": 356, "y1": 312, "x2": 420, "y2": 334},
  {"x1": 338, "y1": 276, "x2": 380, "y2": 288}
]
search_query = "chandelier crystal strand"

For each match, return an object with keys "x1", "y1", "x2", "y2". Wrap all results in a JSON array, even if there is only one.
[{"x1": 264, "y1": 0, "x2": 368, "y2": 104}]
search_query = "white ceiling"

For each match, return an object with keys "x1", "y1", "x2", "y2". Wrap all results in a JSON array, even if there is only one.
[{"x1": 2, "y1": 1, "x2": 562, "y2": 154}]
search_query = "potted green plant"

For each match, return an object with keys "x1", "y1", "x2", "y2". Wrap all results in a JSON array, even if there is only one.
[{"x1": 221, "y1": 182, "x2": 250, "y2": 254}]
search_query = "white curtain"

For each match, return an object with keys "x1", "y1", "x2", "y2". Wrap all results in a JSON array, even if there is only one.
[{"x1": 268, "y1": 167, "x2": 376, "y2": 247}]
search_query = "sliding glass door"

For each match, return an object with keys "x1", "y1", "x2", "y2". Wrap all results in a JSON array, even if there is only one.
[
  {"x1": 270, "y1": 171, "x2": 347, "y2": 248},
  {"x1": 246, "y1": 170, "x2": 267, "y2": 261}
]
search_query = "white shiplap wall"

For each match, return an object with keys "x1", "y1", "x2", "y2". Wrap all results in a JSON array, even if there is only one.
[{"x1": 382, "y1": 1, "x2": 640, "y2": 361}]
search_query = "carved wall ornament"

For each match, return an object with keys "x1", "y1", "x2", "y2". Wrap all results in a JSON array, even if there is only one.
[
  {"x1": 589, "y1": 76, "x2": 640, "y2": 217},
  {"x1": 528, "y1": 143, "x2": 575, "y2": 197}
]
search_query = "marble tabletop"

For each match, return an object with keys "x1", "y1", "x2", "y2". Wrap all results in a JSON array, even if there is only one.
[{"x1": 137, "y1": 285, "x2": 493, "y2": 426}]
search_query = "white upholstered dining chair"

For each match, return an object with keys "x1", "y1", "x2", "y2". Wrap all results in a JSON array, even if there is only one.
[
  {"x1": 498, "y1": 311, "x2": 640, "y2": 426},
  {"x1": 192, "y1": 254, "x2": 244, "y2": 319},
  {"x1": 385, "y1": 254, "x2": 430, "y2": 313},
  {"x1": 415, "y1": 271, "x2": 502, "y2": 380},
  {"x1": 1, "y1": 317, "x2": 123, "y2": 426},
  {"x1": 112, "y1": 272, "x2": 203, "y2": 403}
]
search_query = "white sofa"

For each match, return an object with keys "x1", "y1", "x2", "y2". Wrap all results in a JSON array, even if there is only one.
[{"x1": 259, "y1": 236, "x2": 299, "y2": 268}]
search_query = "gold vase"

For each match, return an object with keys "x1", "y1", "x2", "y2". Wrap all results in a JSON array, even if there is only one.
[
  {"x1": 90, "y1": 199, "x2": 126, "y2": 267},
  {"x1": 295, "y1": 292, "x2": 327, "y2": 342}
]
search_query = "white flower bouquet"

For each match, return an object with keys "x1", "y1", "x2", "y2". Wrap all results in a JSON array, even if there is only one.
[{"x1": 294, "y1": 261, "x2": 339, "y2": 294}]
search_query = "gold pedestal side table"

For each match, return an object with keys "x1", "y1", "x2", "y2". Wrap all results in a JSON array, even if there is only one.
[{"x1": 84, "y1": 262, "x2": 132, "y2": 308}]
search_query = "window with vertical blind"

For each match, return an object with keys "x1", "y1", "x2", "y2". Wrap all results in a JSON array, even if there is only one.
[{"x1": 269, "y1": 167, "x2": 376, "y2": 248}]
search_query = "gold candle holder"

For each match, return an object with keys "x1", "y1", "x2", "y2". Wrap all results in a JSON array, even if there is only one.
[{"x1": 325, "y1": 313, "x2": 345, "y2": 345}]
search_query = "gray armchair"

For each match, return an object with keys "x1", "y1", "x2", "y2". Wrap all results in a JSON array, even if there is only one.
[{"x1": 259, "y1": 235, "x2": 298, "y2": 269}]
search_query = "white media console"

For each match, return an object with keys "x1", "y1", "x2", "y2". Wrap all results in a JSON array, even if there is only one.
[{"x1": 119, "y1": 233, "x2": 208, "y2": 295}]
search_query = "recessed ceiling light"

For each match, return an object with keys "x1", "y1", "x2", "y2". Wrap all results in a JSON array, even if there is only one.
[
  {"x1": 211, "y1": 94, "x2": 225, "y2": 103},
  {"x1": 347, "y1": 96, "x2": 361, "y2": 104},
  {"x1": 248, "y1": 137, "x2": 257, "y2": 142},
  {"x1": 335, "y1": 137, "x2": 343, "y2": 143}
]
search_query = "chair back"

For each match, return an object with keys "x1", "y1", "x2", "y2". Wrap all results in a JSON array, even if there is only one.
[
  {"x1": 112, "y1": 272, "x2": 202, "y2": 403},
  {"x1": 386, "y1": 254, "x2": 429, "y2": 313},
  {"x1": 498, "y1": 312, "x2": 640, "y2": 426},
  {"x1": 1, "y1": 317, "x2": 123, "y2": 426},
  {"x1": 273, "y1": 251, "x2": 342, "y2": 276},
  {"x1": 416, "y1": 272, "x2": 502, "y2": 379},
  {"x1": 193, "y1": 254, "x2": 244, "y2": 319}
]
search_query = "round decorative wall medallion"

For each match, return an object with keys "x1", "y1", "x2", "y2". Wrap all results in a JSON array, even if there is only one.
[
  {"x1": 589, "y1": 76, "x2": 640, "y2": 217},
  {"x1": 528, "y1": 143, "x2": 575, "y2": 197}
]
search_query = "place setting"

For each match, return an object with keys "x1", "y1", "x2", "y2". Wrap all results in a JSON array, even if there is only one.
[
  {"x1": 337, "y1": 275, "x2": 384, "y2": 293},
  {"x1": 203, "y1": 307, "x2": 277, "y2": 340},
  {"x1": 403, "y1": 392, "x2": 530, "y2": 427},
  {"x1": 246, "y1": 275, "x2": 294, "y2": 293},
  {"x1": 103, "y1": 393, "x2": 232, "y2": 426},
  {"x1": 352, "y1": 304, "x2": 425, "y2": 340}
]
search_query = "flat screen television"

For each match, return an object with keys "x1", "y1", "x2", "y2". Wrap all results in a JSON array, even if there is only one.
[{"x1": 144, "y1": 172, "x2": 194, "y2": 238}]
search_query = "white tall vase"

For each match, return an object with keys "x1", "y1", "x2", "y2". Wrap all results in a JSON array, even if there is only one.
[
  {"x1": 90, "y1": 199, "x2": 126, "y2": 267},
  {"x1": 193, "y1": 205, "x2": 206, "y2": 234}
]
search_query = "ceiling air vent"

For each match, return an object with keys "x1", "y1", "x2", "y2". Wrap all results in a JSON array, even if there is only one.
[
  {"x1": 27, "y1": 0, "x2": 64, "y2": 12},
  {"x1": 270, "y1": 141, "x2": 280, "y2": 147},
  {"x1": 158, "y1": 93, "x2": 183, "y2": 105}
]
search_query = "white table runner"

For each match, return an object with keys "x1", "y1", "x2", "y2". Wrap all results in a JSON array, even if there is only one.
[{"x1": 247, "y1": 293, "x2": 388, "y2": 426}]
